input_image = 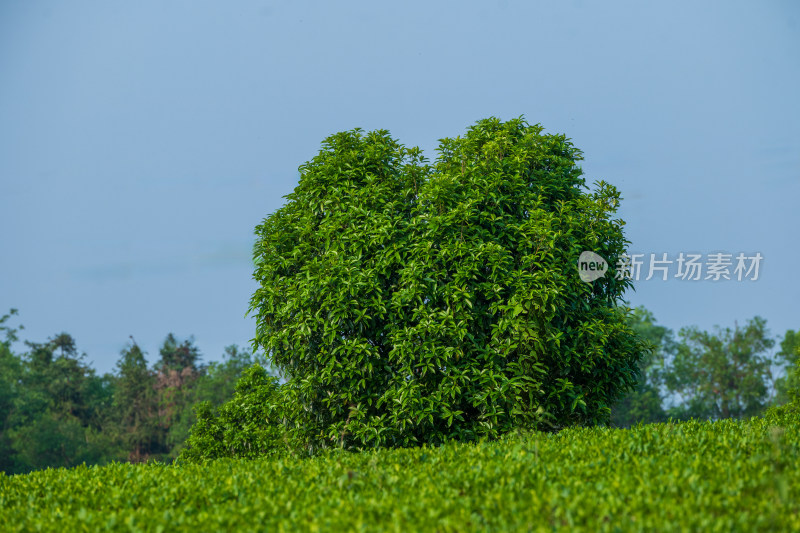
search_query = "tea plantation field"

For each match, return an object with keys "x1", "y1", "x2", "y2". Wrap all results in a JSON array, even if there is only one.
[{"x1": 2, "y1": 407, "x2": 798, "y2": 532}]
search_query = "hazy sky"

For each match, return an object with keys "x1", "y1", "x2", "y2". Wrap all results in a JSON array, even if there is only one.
[{"x1": 1, "y1": 0, "x2": 797, "y2": 374}]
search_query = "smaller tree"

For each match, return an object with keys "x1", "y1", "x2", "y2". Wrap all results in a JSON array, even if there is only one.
[
  {"x1": 0, "y1": 308, "x2": 23, "y2": 346},
  {"x1": 167, "y1": 344, "x2": 268, "y2": 458},
  {"x1": 664, "y1": 316, "x2": 774, "y2": 421},
  {"x1": 110, "y1": 341, "x2": 161, "y2": 462},
  {"x1": 0, "y1": 309, "x2": 24, "y2": 473},
  {"x1": 155, "y1": 333, "x2": 202, "y2": 372},
  {"x1": 153, "y1": 334, "x2": 204, "y2": 456},
  {"x1": 8, "y1": 332, "x2": 116, "y2": 472},
  {"x1": 178, "y1": 364, "x2": 290, "y2": 463},
  {"x1": 773, "y1": 329, "x2": 800, "y2": 406},
  {"x1": 764, "y1": 343, "x2": 800, "y2": 425},
  {"x1": 610, "y1": 306, "x2": 672, "y2": 427}
]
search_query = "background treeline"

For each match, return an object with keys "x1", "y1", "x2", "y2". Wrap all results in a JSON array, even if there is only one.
[
  {"x1": 1, "y1": 307, "x2": 797, "y2": 475},
  {"x1": 610, "y1": 307, "x2": 799, "y2": 427},
  {"x1": 0, "y1": 309, "x2": 271, "y2": 475}
]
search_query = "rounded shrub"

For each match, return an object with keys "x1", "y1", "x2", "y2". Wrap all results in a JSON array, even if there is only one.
[
  {"x1": 178, "y1": 365, "x2": 292, "y2": 462},
  {"x1": 239, "y1": 116, "x2": 647, "y2": 455}
]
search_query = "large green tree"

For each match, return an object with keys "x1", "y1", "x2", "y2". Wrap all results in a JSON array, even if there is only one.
[{"x1": 239, "y1": 117, "x2": 646, "y2": 456}]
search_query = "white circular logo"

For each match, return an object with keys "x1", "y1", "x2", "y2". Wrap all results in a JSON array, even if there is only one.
[{"x1": 578, "y1": 251, "x2": 608, "y2": 283}]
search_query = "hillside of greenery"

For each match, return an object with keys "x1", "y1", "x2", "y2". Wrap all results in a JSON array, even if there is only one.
[{"x1": 1, "y1": 402, "x2": 798, "y2": 532}]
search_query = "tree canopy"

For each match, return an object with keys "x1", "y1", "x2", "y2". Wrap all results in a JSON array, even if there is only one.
[{"x1": 233, "y1": 117, "x2": 648, "y2": 455}]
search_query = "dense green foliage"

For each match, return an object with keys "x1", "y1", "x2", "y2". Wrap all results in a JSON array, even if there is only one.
[
  {"x1": 2, "y1": 408, "x2": 798, "y2": 532},
  {"x1": 245, "y1": 117, "x2": 646, "y2": 456}
]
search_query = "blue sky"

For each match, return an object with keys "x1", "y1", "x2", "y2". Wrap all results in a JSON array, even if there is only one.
[{"x1": 1, "y1": 0, "x2": 797, "y2": 374}]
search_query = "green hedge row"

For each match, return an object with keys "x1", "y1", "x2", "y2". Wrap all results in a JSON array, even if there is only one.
[{"x1": 2, "y1": 406, "x2": 798, "y2": 532}]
